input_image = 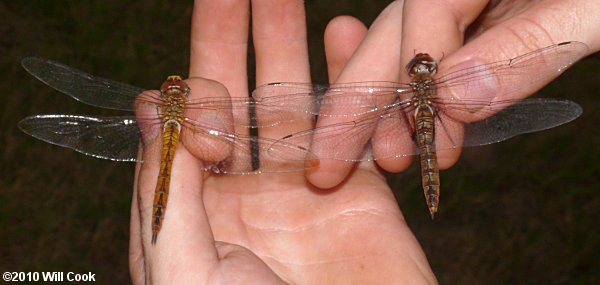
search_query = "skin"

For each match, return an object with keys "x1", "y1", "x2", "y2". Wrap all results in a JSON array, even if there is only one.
[
  {"x1": 130, "y1": 0, "x2": 599, "y2": 284},
  {"x1": 308, "y1": 0, "x2": 600, "y2": 188}
]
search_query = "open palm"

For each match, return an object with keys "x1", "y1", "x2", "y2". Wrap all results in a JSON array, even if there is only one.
[
  {"x1": 128, "y1": 1, "x2": 434, "y2": 284},
  {"x1": 129, "y1": 0, "x2": 600, "y2": 282}
]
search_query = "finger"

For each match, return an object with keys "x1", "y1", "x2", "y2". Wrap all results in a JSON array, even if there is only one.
[
  {"x1": 428, "y1": 0, "x2": 596, "y2": 168},
  {"x1": 439, "y1": 0, "x2": 597, "y2": 94},
  {"x1": 137, "y1": 140, "x2": 217, "y2": 283},
  {"x1": 135, "y1": 80, "x2": 228, "y2": 282},
  {"x1": 138, "y1": 0, "x2": 251, "y2": 280},
  {"x1": 252, "y1": 0, "x2": 312, "y2": 142},
  {"x1": 400, "y1": 0, "x2": 487, "y2": 78},
  {"x1": 462, "y1": 0, "x2": 600, "y2": 51},
  {"x1": 129, "y1": 159, "x2": 144, "y2": 285},
  {"x1": 189, "y1": 0, "x2": 250, "y2": 100},
  {"x1": 324, "y1": 16, "x2": 368, "y2": 82},
  {"x1": 253, "y1": 0, "x2": 310, "y2": 85},
  {"x1": 307, "y1": 1, "x2": 405, "y2": 188},
  {"x1": 305, "y1": 16, "x2": 367, "y2": 187},
  {"x1": 182, "y1": 79, "x2": 236, "y2": 163},
  {"x1": 401, "y1": 0, "x2": 488, "y2": 169}
]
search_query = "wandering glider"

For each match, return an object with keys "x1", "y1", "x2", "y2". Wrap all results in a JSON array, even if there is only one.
[
  {"x1": 254, "y1": 41, "x2": 588, "y2": 218},
  {"x1": 18, "y1": 57, "x2": 315, "y2": 243}
]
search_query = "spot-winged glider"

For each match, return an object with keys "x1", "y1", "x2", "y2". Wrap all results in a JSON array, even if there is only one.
[
  {"x1": 252, "y1": 41, "x2": 588, "y2": 218},
  {"x1": 18, "y1": 57, "x2": 316, "y2": 243}
]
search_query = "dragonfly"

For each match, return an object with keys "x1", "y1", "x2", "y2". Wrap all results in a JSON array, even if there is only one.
[
  {"x1": 18, "y1": 57, "x2": 317, "y2": 243},
  {"x1": 253, "y1": 41, "x2": 588, "y2": 218}
]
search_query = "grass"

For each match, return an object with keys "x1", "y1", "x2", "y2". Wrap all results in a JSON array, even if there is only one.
[{"x1": 1, "y1": 1, "x2": 598, "y2": 284}]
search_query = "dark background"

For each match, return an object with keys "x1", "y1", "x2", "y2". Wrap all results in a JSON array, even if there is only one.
[{"x1": 1, "y1": 1, "x2": 598, "y2": 284}]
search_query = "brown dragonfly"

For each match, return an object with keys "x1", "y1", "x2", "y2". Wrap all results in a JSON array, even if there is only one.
[{"x1": 253, "y1": 41, "x2": 588, "y2": 217}]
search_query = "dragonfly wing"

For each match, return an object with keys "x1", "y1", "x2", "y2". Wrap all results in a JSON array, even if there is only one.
[
  {"x1": 179, "y1": 119, "x2": 312, "y2": 174},
  {"x1": 450, "y1": 98, "x2": 582, "y2": 149},
  {"x1": 252, "y1": 83, "x2": 326, "y2": 127},
  {"x1": 22, "y1": 57, "x2": 146, "y2": 111},
  {"x1": 208, "y1": 133, "x2": 313, "y2": 174},
  {"x1": 253, "y1": 82, "x2": 324, "y2": 103},
  {"x1": 268, "y1": 109, "x2": 420, "y2": 162},
  {"x1": 435, "y1": 41, "x2": 589, "y2": 102},
  {"x1": 271, "y1": 98, "x2": 582, "y2": 160},
  {"x1": 253, "y1": 81, "x2": 411, "y2": 117},
  {"x1": 184, "y1": 96, "x2": 315, "y2": 128},
  {"x1": 19, "y1": 115, "x2": 141, "y2": 162}
]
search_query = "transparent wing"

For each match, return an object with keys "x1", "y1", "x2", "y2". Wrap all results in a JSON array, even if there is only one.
[
  {"x1": 22, "y1": 57, "x2": 146, "y2": 111},
  {"x1": 427, "y1": 41, "x2": 588, "y2": 101},
  {"x1": 462, "y1": 98, "x2": 582, "y2": 146},
  {"x1": 252, "y1": 41, "x2": 588, "y2": 119},
  {"x1": 268, "y1": 98, "x2": 582, "y2": 161},
  {"x1": 18, "y1": 115, "x2": 141, "y2": 161},
  {"x1": 253, "y1": 81, "x2": 410, "y2": 117},
  {"x1": 18, "y1": 114, "x2": 313, "y2": 173},
  {"x1": 150, "y1": 118, "x2": 314, "y2": 174},
  {"x1": 199, "y1": 131, "x2": 314, "y2": 174},
  {"x1": 20, "y1": 56, "x2": 319, "y2": 127},
  {"x1": 182, "y1": 96, "x2": 318, "y2": 128}
]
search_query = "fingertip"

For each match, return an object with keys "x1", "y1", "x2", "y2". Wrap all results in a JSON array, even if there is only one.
[
  {"x1": 306, "y1": 160, "x2": 354, "y2": 189},
  {"x1": 180, "y1": 77, "x2": 235, "y2": 162},
  {"x1": 324, "y1": 15, "x2": 367, "y2": 43},
  {"x1": 186, "y1": 77, "x2": 230, "y2": 99},
  {"x1": 376, "y1": 157, "x2": 414, "y2": 173},
  {"x1": 436, "y1": 148, "x2": 461, "y2": 170},
  {"x1": 400, "y1": 0, "x2": 479, "y2": 82},
  {"x1": 333, "y1": 1, "x2": 403, "y2": 83},
  {"x1": 324, "y1": 15, "x2": 367, "y2": 82}
]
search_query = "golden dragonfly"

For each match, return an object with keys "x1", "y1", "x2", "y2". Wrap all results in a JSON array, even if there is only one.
[
  {"x1": 18, "y1": 57, "x2": 315, "y2": 243},
  {"x1": 253, "y1": 41, "x2": 588, "y2": 218}
]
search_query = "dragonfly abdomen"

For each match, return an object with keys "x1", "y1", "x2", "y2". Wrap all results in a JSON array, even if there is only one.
[
  {"x1": 151, "y1": 120, "x2": 181, "y2": 244},
  {"x1": 415, "y1": 106, "x2": 440, "y2": 218}
]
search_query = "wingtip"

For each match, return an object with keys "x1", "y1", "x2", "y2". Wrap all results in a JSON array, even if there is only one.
[{"x1": 21, "y1": 56, "x2": 46, "y2": 70}]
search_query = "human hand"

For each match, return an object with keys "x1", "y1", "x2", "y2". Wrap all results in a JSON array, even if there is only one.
[
  {"x1": 307, "y1": 0, "x2": 599, "y2": 189},
  {"x1": 129, "y1": 0, "x2": 437, "y2": 284}
]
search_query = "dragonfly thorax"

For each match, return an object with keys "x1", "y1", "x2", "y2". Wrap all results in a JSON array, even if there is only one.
[
  {"x1": 409, "y1": 74, "x2": 437, "y2": 107},
  {"x1": 160, "y1": 76, "x2": 189, "y2": 125},
  {"x1": 160, "y1": 95, "x2": 186, "y2": 124}
]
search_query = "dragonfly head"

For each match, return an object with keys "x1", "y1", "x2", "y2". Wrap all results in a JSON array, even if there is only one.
[
  {"x1": 406, "y1": 53, "x2": 437, "y2": 77},
  {"x1": 161, "y1": 75, "x2": 190, "y2": 98}
]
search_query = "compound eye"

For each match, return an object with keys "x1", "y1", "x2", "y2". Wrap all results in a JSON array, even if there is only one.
[
  {"x1": 427, "y1": 64, "x2": 437, "y2": 76},
  {"x1": 407, "y1": 65, "x2": 419, "y2": 77},
  {"x1": 406, "y1": 53, "x2": 438, "y2": 76}
]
